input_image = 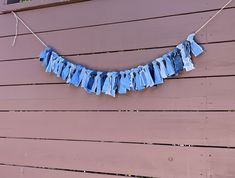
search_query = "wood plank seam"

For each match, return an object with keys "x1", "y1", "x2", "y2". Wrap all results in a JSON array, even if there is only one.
[
  {"x1": 1, "y1": 136, "x2": 235, "y2": 150},
  {"x1": 0, "y1": 163, "x2": 149, "y2": 178},
  {"x1": 0, "y1": 110, "x2": 234, "y2": 112}
]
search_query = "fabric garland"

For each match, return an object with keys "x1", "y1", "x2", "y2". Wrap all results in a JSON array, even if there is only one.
[
  {"x1": 39, "y1": 33, "x2": 203, "y2": 97},
  {"x1": 10, "y1": 0, "x2": 231, "y2": 97}
]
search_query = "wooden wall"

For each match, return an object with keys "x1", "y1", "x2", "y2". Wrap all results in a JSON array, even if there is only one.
[{"x1": 0, "y1": 0, "x2": 235, "y2": 177}]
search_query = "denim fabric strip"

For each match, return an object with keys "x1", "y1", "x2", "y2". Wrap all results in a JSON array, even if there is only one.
[
  {"x1": 152, "y1": 60, "x2": 164, "y2": 85},
  {"x1": 100, "y1": 72, "x2": 107, "y2": 90},
  {"x1": 114, "y1": 72, "x2": 120, "y2": 93},
  {"x1": 66, "y1": 63, "x2": 77, "y2": 84},
  {"x1": 70, "y1": 64, "x2": 83, "y2": 86},
  {"x1": 104, "y1": 72, "x2": 113, "y2": 96},
  {"x1": 156, "y1": 57, "x2": 168, "y2": 79},
  {"x1": 102, "y1": 72, "x2": 110, "y2": 94},
  {"x1": 61, "y1": 61, "x2": 71, "y2": 80},
  {"x1": 142, "y1": 64, "x2": 155, "y2": 87},
  {"x1": 54, "y1": 57, "x2": 65, "y2": 77},
  {"x1": 39, "y1": 47, "x2": 52, "y2": 68},
  {"x1": 91, "y1": 71, "x2": 102, "y2": 95},
  {"x1": 162, "y1": 54, "x2": 175, "y2": 76},
  {"x1": 96, "y1": 72, "x2": 103, "y2": 95},
  {"x1": 81, "y1": 69, "x2": 93, "y2": 90},
  {"x1": 39, "y1": 47, "x2": 50, "y2": 61},
  {"x1": 110, "y1": 72, "x2": 118, "y2": 97},
  {"x1": 46, "y1": 51, "x2": 58, "y2": 73},
  {"x1": 102, "y1": 72, "x2": 117, "y2": 97},
  {"x1": 129, "y1": 69, "x2": 136, "y2": 90},
  {"x1": 86, "y1": 71, "x2": 97, "y2": 92},
  {"x1": 147, "y1": 63, "x2": 156, "y2": 83},
  {"x1": 187, "y1": 33, "x2": 204, "y2": 57},
  {"x1": 135, "y1": 67, "x2": 145, "y2": 91},
  {"x1": 118, "y1": 70, "x2": 130, "y2": 94},
  {"x1": 45, "y1": 57, "x2": 52, "y2": 72},
  {"x1": 75, "y1": 67, "x2": 87, "y2": 87},
  {"x1": 177, "y1": 41, "x2": 195, "y2": 71},
  {"x1": 170, "y1": 48, "x2": 184, "y2": 74},
  {"x1": 51, "y1": 54, "x2": 61, "y2": 74},
  {"x1": 52, "y1": 56, "x2": 62, "y2": 75}
]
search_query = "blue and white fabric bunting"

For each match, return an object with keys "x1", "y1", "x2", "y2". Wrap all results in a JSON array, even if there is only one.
[{"x1": 38, "y1": 33, "x2": 204, "y2": 97}]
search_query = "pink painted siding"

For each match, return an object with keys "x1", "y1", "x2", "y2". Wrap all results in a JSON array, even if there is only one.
[{"x1": 0, "y1": 0, "x2": 235, "y2": 177}]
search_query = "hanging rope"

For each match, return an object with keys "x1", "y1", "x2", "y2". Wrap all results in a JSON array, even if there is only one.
[
  {"x1": 11, "y1": 12, "x2": 19, "y2": 46},
  {"x1": 11, "y1": 11, "x2": 48, "y2": 47},
  {"x1": 195, "y1": 0, "x2": 233, "y2": 34},
  {"x1": 11, "y1": 0, "x2": 232, "y2": 47}
]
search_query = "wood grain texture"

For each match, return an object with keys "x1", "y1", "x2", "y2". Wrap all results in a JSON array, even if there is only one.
[
  {"x1": 1, "y1": 0, "x2": 235, "y2": 36},
  {"x1": 0, "y1": 112, "x2": 235, "y2": 147},
  {"x1": 1, "y1": 138, "x2": 235, "y2": 178},
  {"x1": 1, "y1": 8, "x2": 235, "y2": 60},
  {"x1": 0, "y1": 76, "x2": 234, "y2": 110},
  {"x1": 0, "y1": 165, "x2": 117, "y2": 178}
]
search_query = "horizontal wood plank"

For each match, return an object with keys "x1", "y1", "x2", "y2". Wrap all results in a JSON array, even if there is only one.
[
  {"x1": 1, "y1": 0, "x2": 235, "y2": 37},
  {"x1": 0, "y1": 42, "x2": 234, "y2": 85},
  {"x1": 1, "y1": 138, "x2": 235, "y2": 178},
  {"x1": 0, "y1": 112, "x2": 235, "y2": 147},
  {"x1": 0, "y1": 165, "x2": 116, "y2": 178},
  {"x1": 1, "y1": 8, "x2": 235, "y2": 60},
  {"x1": 0, "y1": 76, "x2": 234, "y2": 110}
]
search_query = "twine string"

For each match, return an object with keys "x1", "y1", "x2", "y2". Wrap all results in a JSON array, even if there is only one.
[
  {"x1": 195, "y1": 0, "x2": 233, "y2": 34},
  {"x1": 12, "y1": 12, "x2": 19, "y2": 46},
  {"x1": 11, "y1": 11, "x2": 48, "y2": 47},
  {"x1": 11, "y1": 0, "x2": 232, "y2": 47}
]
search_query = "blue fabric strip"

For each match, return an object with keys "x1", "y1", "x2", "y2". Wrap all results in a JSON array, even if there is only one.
[
  {"x1": 54, "y1": 57, "x2": 65, "y2": 77},
  {"x1": 66, "y1": 63, "x2": 77, "y2": 84},
  {"x1": 129, "y1": 69, "x2": 135, "y2": 91},
  {"x1": 118, "y1": 70, "x2": 130, "y2": 94},
  {"x1": 169, "y1": 48, "x2": 184, "y2": 75},
  {"x1": 134, "y1": 67, "x2": 144, "y2": 90},
  {"x1": 152, "y1": 60, "x2": 164, "y2": 85},
  {"x1": 86, "y1": 71, "x2": 97, "y2": 92},
  {"x1": 70, "y1": 64, "x2": 83, "y2": 86},
  {"x1": 102, "y1": 72, "x2": 118, "y2": 97},
  {"x1": 162, "y1": 54, "x2": 175, "y2": 76},
  {"x1": 61, "y1": 62, "x2": 72, "y2": 81},
  {"x1": 156, "y1": 57, "x2": 168, "y2": 79},
  {"x1": 39, "y1": 48, "x2": 52, "y2": 68},
  {"x1": 187, "y1": 33, "x2": 204, "y2": 57},
  {"x1": 90, "y1": 71, "x2": 102, "y2": 95},
  {"x1": 142, "y1": 64, "x2": 155, "y2": 87},
  {"x1": 177, "y1": 42, "x2": 195, "y2": 72},
  {"x1": 81, "y1": 69, "x2": 93, "y2": 90}
]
